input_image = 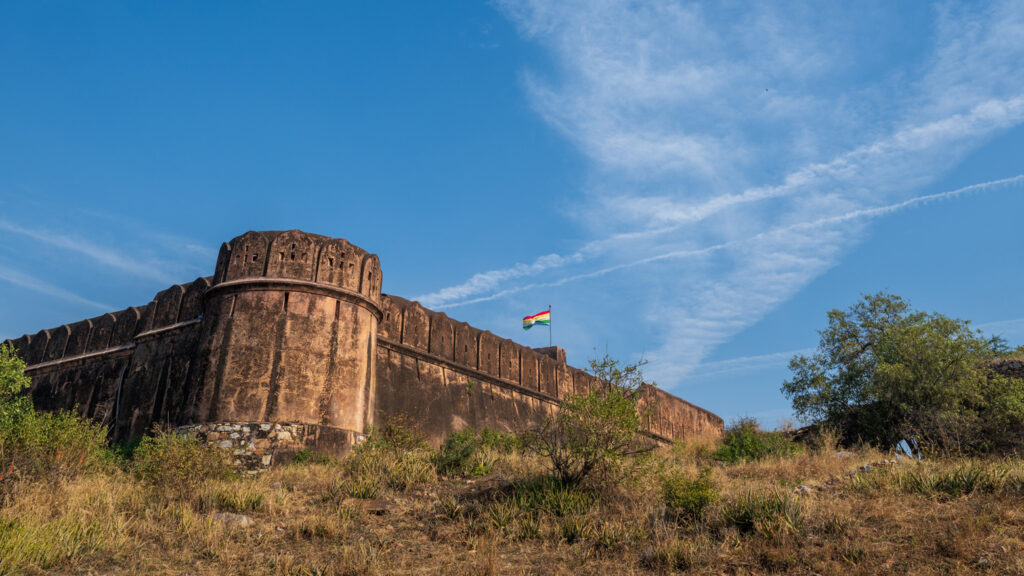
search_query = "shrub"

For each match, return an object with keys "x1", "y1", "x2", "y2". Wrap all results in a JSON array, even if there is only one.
[
  {"x1": 0, "y1": 410, "x2": 109, "y2": 487},
  {"x1": 433, "y1": 429, "x2": 482, "y2": 476},
  {"x1": 661, "y1": 467, "x2": 718, "y2": 522},
  {"x1": 713, "y1": 418, "x2": 800, "y2": 463},
  {"x1": 132, "y1": 431, "x2": 234, "y2": 500},
  {"x1": 522, "y1": 354, "x2": 648, "y2": 486},
  {"x1": 0, "y1": 346, "x2": 110, "y2": 488}
]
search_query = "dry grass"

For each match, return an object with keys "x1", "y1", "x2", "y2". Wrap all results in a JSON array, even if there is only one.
[{"x1": 1, "y1": 435, "x2": 1023, "y2": 575}]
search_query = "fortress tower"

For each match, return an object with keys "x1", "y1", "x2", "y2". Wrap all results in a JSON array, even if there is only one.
[
  {"x1": 187, "y1": 230, "x2": 382, "y2": 453},
  {"x1": 5, "y1": 230, "x2": 722, "y2": 467}
]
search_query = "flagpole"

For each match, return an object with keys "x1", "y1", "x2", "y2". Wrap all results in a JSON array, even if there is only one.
[{"x1": 548, "y1": 304, "x2": 552, "y2": 347}]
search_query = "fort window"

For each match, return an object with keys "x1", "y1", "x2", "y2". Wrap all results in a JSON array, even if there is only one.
[
  {"x1": 328, "y1": 257, "x2": 334, "y2": 267},
  {"x1": 251, "y1": 253, "x2": 259, "y2": 262}
]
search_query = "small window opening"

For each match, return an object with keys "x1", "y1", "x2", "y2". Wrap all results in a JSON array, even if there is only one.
[
  {"x1": 251, "y1": 253, "x2": 259, "y2": 262},
  {"x1": 328, "y1": 257, "x2": 334, "y2": 267}
]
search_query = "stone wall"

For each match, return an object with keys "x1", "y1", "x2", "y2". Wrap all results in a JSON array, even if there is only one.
[
  {"x1": 374, "y1": 294, "x2": 723, "y2": 446},
  {"x1": 4, "y1": 229, "x2": 723, "y2": 465},
  {"x1": 6, "y1": 277, "x2": 212, "y2": 442}
]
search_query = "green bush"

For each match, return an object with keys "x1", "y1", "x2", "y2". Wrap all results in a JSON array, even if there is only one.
[
  {"x1": 0, "y1": 344, "x2": 110, "y2": 488},
  {"x1": 713, "y1": 418, "x2": 801, "y2": 463},
  {"x1": 522, "y1": 354, "x2": 647, "y2": 486},
  {"x1": 0, "y1": 410, "x2": 109, "y2": 486},
  {"x1": 661, "y1": 467, "x2": 718, "y2": 522},
  {"x1": 0, "y1": 344, "x2": 32, "y2": 431},
  {"x1": 132, "y1": 432, "x2": 234, "y2": 500}
]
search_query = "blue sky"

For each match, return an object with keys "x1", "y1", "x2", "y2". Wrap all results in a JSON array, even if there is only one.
[{"x1": 2, "y1": 1, "x2": 1022, "y2": 426}]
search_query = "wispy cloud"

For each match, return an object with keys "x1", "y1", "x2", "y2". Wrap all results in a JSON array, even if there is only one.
[
  {"x1": 464, "y1": 1, "x2": 1024, "y2": 390},
  {"x1": 0, "y1": 263, "x2": 110, "y2": 310},
  {"x1": 0, "y1": 219, "x2": 185, "y2": 284}
]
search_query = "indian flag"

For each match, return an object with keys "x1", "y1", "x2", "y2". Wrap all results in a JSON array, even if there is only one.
[{"x1": 522, "y1": 309, "x2": 550, "y2": 330}]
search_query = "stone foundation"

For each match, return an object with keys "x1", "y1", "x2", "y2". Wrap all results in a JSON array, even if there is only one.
[{"x1": 175, "y1": 421, "x2": 366, "y2": 472}]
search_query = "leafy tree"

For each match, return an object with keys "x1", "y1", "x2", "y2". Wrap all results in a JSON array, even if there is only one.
[
  {"x1": 523, "y1": 353, "x2": 648, "y2": 486},
  {"x1": 0, "y1": 343, "x2": 32, "y2": 430},
  {"x1": 782, "y1": 293, "x2": 1024, "y2": 454}
]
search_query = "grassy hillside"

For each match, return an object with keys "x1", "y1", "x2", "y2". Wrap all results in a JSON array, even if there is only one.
[{"x1": 2, "y1": 424, "x2": 1023, "y2": 575}]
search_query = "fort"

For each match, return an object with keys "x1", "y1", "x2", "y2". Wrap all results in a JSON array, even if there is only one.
[{"x1": 3, "y1": 230, "x2": 722, "y2": 467}]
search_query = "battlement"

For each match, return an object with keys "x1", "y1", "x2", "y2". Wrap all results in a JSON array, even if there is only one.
[
  {"x1": 4, "y1": 230, "x2": 723, "y2": 465},
  {"x1": 213, "y1": 230, "x2": 382, "y2": 302}
]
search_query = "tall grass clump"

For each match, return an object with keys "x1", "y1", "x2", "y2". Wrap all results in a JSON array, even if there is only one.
[
  {"x1": 713, "y1": 418, "x2": 801, "y2": 463},
  {"x1": 889, "y1": 461, "x2": 1015, "y2": 499},
  {"x1": 721, "y1": 490, "x2": 804, "y2": 538},
  {"x1": 337, "y1": 417, "x2": 435, "y2": 496}
]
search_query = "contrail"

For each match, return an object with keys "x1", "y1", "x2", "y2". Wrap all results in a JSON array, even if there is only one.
[{"x1": 436, "y1": 174, "x2": 1023, "y2": 309}]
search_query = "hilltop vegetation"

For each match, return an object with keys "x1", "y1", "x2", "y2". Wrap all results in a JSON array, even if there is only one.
[
  {"x1": 2, "y1": 406, "x2": 1023, "y2": 573},
  {"x1": 2, "y1": 290, "x2": 1024, "y2": 575}
]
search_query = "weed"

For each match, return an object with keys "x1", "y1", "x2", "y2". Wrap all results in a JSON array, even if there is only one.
[
  {"x1": 291, "y1": 448, "x2": 335, "y2": 466},
  {"x1": 661, "y1": 466, "x2": 718, "y2": 522},
  {"x1": 437, "y1": 495, "x2": 463, "y2": 519},
  {"x1": 210, "y1": 483, "x2": 265, "y2": 512},
  {"x1": 557, "y1": 514, "x2": 593, "y2": 544},
  {"x1": 512, "y1": 514, "x2": 541, "y2": 541},
  {"x1": 721, "y1": 490, "x2": 803, "y2": 537},
  {"x1": 510, "y1": 475, "x2": 595, "y2": 517},
  {"x1": 640, "y1": 538, "x2": 692, "y2": 571},
  {"x1": 486, "y1": 500, "x2": 518, "y2": 532}
]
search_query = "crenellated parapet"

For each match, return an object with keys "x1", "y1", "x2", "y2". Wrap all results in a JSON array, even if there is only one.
[{"x1": 212, "y1": 230, "x2": 381, "y2": 304}]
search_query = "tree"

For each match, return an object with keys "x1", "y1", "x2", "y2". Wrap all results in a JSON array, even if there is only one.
[
  {"x1": 0, "y1": 343, "x2": 32, "y2": 430},
  {"x1": 781, "y1": 293, "x2": 1024, "y2": 454},
  {"x1": 523, "y1": 353, "x2": 648, "y2": 486}
]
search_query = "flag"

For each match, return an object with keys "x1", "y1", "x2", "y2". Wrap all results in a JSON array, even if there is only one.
[{"x1": 522, "y1": 309, "x2": 550, "y2": 330}]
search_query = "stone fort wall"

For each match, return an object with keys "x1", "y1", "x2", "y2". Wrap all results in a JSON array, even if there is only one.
[{"x1": 4, "y1": 230, "x2": 723, "y2": 464}]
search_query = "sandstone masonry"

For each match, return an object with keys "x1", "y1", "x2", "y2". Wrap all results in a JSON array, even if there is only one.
[{"x1": 4, "y1": 230, "x2": 723, "y2": 464}]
